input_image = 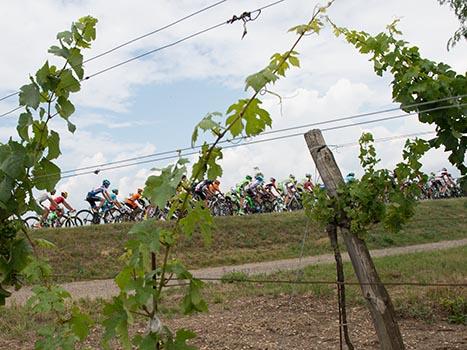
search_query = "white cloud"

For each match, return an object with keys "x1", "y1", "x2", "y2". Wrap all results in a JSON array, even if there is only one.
[{"x1": 1, "y1": 1, "x2": 464, "y2": 209}]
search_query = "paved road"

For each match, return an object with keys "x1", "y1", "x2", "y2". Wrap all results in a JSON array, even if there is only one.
[{"x1": 7, "y1": 238, "x2": 467, "y2": 306}]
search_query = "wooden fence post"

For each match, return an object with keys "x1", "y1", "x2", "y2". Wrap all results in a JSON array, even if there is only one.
[{"x1": 304, "y1": 129, "x2": 405, "y2": 350}]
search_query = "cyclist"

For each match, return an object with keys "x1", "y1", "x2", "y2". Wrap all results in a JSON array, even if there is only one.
[
  {"x1": 193, "y1": 179, "x2": 212, "y2": 200},
  {"x1": 435, "y1": 167, "x2": 455, "y2": 194},
  {"x1": 265, "y1": 177, "x2": 281, "y2": 199},
  {"x1": 86, "y1": 179, "x2": 113, "y2": 211},
  {"x1": 284, "y1": 174, "x2": 297, "y2": 207},
  {"x1": 36, "y1": 189, "x2": 58, "y2": 225},
  {"x1": 176, "y1": 175, "x2": 190, "y2": 194},
  {"x1": 303, "y1": 174, "x2": 314, "y2": 192},
  {"x1": 236, "y1": 175, "x2": 252, "y2": 214},
  {"x1": 50, "y1": 191, "x2": 75, "y2": 215},
  {"x1": 125, "y1": 188, "x2": 144, "y2": 213},
  {"x1": 345, "y1": 172, "x2": 356, "y2": 184},
  {"x1": 102, "y1": 188, "x2": 121, "y2": 212},
  {"x1": 246, "y1": 173, "x2": 265, "y2": 209},
  {"x1": 207, "y1": 180, "x2": 221, "y2": 199}
]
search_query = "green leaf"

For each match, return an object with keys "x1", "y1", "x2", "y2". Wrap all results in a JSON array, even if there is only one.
[
  {"x1": 0, "y1": 143, "x2": 26, "y2": 179},
  {"x1": 67, "y1": 120, "x2": 76, "y2": 133},
  {"x1": 27, "y1": 285, "x2": 71, "y2": 314},
  {"x1": 180, "y1": 202, "x2": 214, "y2": 244},
  {"x1": 128, "y1": 219, "x2": 161, "y2": 252},
  {"x1": 69, "y1": 307, "x2": 93, "y2": 341},
  {"x1": 166, "y1": 329, "x2": 197, "y2": 350},
  {"x1": 32, "y1": 158, "x2": 60, "y2": 191},
  {"x1": 34, "y1": 238, "x2": 56, "y2": 249},
  {"x1": 57, "y1": 30, "x2": 73, "y2": 45},
  {"x1": 46, "y1": 130, "x2": 61, "y2": 160},
  {"x1": 19, "y1": 83, "x2": 40, "y2": 110},
  {"x1": 132, "y1": 334, "x2": 159, "y2": 350},
  {"x1": 182, "y1": 278, "x2": 208, "y2": 315},
  {"x1": 56, "y1": 69, "x2": 80, "y2": 96},
  {"x1": 68, "y1": 48, "x2": 84, "y2": 80},
  {"x1": 35, "y1": 61, "x2": 52, "y2": 91},
  {"x1": 0, "y1": 176, "x2": 13, "y2": 206},
  {"x1": 144, "y1": 164, "x2": 185, "y2": 209},
  {"x1": 0, "y1": 285, "x2": 12, "y2": 306},
  {"x1": 56, "y1": 96, "x2": 75, "y2": 119},
  {"x1": 102, "y1": 297, "x2": 131, "y2": 350},
  {"x1": 225, "y1": 98, "x2": 271, "y2": 138},
  {"x1": 48, "y1": 45, "x2": 70, "y2": 59},
  {"x1": 17, "y1": 112, "x2": 33, "y2": 141},
  {"x1": 244, "y1": 67, "x2": 278, "y2": 92},
  {"x1": 191, "y1": 112, "x2": 222, "y2": 147}
]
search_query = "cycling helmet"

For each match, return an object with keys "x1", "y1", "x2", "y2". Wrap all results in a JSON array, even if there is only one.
[
  {"x1": 347, "y1": 172, "x2": 355, "y2": 177},
  {"x1": 305, "y1": 173, "x2": 312, "y2": 178},
  {"x1": 289, "y1": 174, "x2": 295, "y2": 179},
  {"x1": 137, "y1": 188, "x2": 143, "y2": 194},
  {"x1": 246, "y1": 175, "x2": 252, "y2": 181},
  {"x1": 103, "y1": 179, "x2": 111, "y2": 188},
  {"x1": 255, "y1": 174, "x2": 264, "y2": 181},
  {"x1": 214, "y1": 180, "x2": 220, "y2": 185},
  {"x1": 112, "y1": 189, "x2": 119, "y2": 195},
  {"x1": 270, "y1": 177, "x2": 276, "y2": 182},
  {"x1": 441, "y1": 167, "x2": 447, "y2": 172},
  {"x1": 61, "y1": 191, "x2": 68, "y2": 198}
]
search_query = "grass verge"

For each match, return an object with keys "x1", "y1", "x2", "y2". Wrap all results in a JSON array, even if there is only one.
[{"x1": 31, "y1": 198, "x2": 466, "y2": 282}]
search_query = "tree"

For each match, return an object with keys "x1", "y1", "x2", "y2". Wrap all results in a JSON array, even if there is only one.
[
  {"x1": 331, "y1": 20, "x2": 467, "y2": 189},
  {"x1": 438, "y1": 0, "x2": 467, "y2": 49},
  {"x1": 0, "y1": 16, "x2": 98, "y2": 348}
]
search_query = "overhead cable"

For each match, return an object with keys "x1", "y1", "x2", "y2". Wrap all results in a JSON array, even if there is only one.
[
  {"x1": 54, "y1": 101, "x2": 466, "y2": 176},
  {"x1": 0, "y1": 0, "x2": 230, "y2": 103},
  {"x1": 0, "y1": 0, "x2": 287, "y2": 118},
  {"x1": 47, "y1": 103, "x2": 466, "y2": 180}
]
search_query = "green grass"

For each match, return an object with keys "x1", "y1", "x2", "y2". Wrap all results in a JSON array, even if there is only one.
[
  {"x1": 207, "y1": 245, "x2": 467, "y2": 323},
  {"x1": 32, "y1": 198, "x2": 466, "y2": 282}
]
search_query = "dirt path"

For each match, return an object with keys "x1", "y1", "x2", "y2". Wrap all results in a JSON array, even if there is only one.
[{"x1": 7, "y1": 238, "x2": 467, "y2": 306}]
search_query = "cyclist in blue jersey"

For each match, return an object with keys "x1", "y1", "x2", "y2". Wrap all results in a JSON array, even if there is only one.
[
  {"x1": 102, "y1": 188, "x2": 121, "y2": 212},
  {"x1": 86, "y1": 179, "x2": 113, "y2": 211}
]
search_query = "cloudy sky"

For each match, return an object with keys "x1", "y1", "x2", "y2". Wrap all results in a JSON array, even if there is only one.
[{"x1": 0, "y1": 0, "x2": 465, "y2": 208}]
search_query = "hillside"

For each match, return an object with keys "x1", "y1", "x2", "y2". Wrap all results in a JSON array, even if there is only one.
[{"x1": 33, "y1": 198, "x2": 466, "y2": 282}]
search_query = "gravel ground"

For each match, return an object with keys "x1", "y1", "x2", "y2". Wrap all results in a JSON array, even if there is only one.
[
  {"x1": 4, "y1": 294, "x2": 465, "y2": 349},
  {"x1": 6, "y1": 238, "x2": 467, "y2": 306},
  {"x1": 167, "y1": 294, "x2": 467, "y2": 350}
]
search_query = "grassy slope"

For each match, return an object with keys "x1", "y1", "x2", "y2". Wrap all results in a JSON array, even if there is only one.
[{"x1": 34, "y1": 198, "x2": 466, "y2": 282}]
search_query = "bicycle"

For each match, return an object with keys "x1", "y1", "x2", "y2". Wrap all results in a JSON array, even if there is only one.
[
  {"x1": 76, "y1": 203, "x2": 125, "y2": 225},
  {"x1": 24, "y1": 209, "x2": 82, "y2": 229}
]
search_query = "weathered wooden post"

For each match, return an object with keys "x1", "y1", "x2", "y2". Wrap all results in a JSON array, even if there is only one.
[{"x1": 304, "y1": 129, "x2": 405, "y2": 350}]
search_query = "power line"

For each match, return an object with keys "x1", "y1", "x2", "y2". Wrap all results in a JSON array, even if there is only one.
[
  {"x1": 0, "y1": 106, "x2": 21, "y2": 118},
  {"x1": 44, "y1": 103, "x2": 466, "y2": 181},
  {"x1": 0, "y1": 0, "x2": 230, "y2": 104},
  {"x1": 333, "y1": 131, "x2": 435, "y2": 149},
  {"x1": 53, "y1": 101, "x2": 466, "y2": 176},
  {"x1": 0, "y1": 0, "x2": 286, "y2": 118}
]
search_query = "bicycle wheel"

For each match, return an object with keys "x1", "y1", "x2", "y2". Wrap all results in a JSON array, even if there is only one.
[
  {"x1": 76, "y1": 209, "x2": 96, "y2": 225},
  {"x1": 24, "y1": 216, "x2": 41, "y2": 229},
  {"x1": 64, "y1": 216, "x2": 83, "y2": 227},
  {"x1": 106, "y1": 207, "x2": 122, "y2": 223}
]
